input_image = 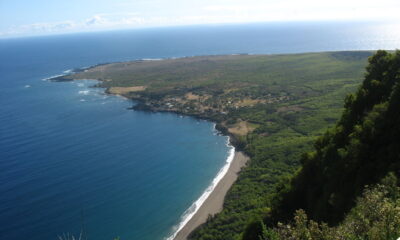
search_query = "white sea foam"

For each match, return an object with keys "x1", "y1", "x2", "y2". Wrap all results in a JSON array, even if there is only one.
[
  {"x1": 42, "y1": 74, "x2": 64, "y2": 81},
  {"x1": 78, "y1": 90, "x2": 90, "y2": 95},
  {"x1": 142, "y1": 58, "x2": 163, "y2": 61},
  {"x1": 165, "y1": 136, "x2": 235, "y2": 240},
  {"x1": 42, "y1": 66, "x2": 87, "y2": 81},
  {"x1": 24, "y1": 85, "x2": 31, "y2": 88}
]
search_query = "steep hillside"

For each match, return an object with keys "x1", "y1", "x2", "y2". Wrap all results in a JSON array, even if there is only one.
[{"x1": 244, "y1": 50, "x2": 400, "y2": 240}]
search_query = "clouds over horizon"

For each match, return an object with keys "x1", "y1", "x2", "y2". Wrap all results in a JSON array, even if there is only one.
[
  {"x1": 1, "y1": 13, "x2": 147, "y2": 37},
  {"x1": 1, "y1": 0, "x2": 400, "y2": 38}
]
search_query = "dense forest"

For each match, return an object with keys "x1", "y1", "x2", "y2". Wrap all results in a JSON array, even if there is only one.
[{"x1": 240, "y1": 50, "x2": 400, "y2": 240}]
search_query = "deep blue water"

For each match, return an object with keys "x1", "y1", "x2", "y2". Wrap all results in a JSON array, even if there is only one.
[{"x1": 0, "y1": 21, "x2": 399, "y2": 240}]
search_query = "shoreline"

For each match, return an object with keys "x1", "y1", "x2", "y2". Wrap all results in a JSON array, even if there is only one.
[
  {"x1": 49, "y1": 67, "x2": 250, "y2": 240},
  {"x1": 47, "y1": 51, "x2": 375, "y2": 240},
  {"x1": 170, "y1": 150, "x2": 249, "y2": 240}
]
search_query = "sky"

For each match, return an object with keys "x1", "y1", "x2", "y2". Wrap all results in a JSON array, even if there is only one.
[{"x1": 1, "y1": 0, "x2": 400, "y2": 38}]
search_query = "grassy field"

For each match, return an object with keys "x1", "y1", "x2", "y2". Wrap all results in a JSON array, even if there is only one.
[{"x1": 65, "y1": 51, "x2": 373, "y2": 240}]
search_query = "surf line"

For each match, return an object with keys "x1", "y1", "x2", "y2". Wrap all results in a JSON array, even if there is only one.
[{"x1": 166, "y1": 136, "x2": 235, "y2": 240}]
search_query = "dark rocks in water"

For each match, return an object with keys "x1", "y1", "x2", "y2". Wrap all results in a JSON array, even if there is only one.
[
  {"x1": 129, "y1": 103, "x2": 156, "y2": 112},
  {"x1": 49, "y1": 76, "x2": 74, "y2": 82}
]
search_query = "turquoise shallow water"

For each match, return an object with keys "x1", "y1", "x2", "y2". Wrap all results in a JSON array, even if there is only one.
[{"x1": 0, "y1": 21, "x2": 399, "y2": 240}]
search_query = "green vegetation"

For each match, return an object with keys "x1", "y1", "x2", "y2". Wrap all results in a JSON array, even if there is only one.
[
  {"x1": 63, "y1": 51, "x2": 375, "y2": 240},
  {"x1": 243, "y1": 50, "x2": 400, "y2": 240},
  {"x1": 257, "y1": 173, "x2": 400, "y2": 240},
  {"x1": 65, "y1": 52, "x2": 370, "y2": 126}
]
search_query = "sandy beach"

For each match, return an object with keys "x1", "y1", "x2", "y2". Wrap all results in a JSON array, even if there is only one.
[{"x1": 173, "y1": 151, "x2": 249, "y2": 240}]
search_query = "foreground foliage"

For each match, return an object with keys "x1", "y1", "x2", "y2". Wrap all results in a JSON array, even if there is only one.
[{"x1": 259, "y1": 174, "x2": 400, "y2": 240}]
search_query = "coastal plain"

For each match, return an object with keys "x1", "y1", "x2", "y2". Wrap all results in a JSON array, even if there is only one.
[
  {"x1": 62, "y1": 52, "x2": 372, "y2": 139},
  {"x1": 59, "y1": 51, "x2": 373, "y2": 240}
]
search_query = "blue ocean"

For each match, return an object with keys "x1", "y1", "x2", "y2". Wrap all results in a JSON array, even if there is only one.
[{"x1": 0, "y1": 21, "x2": 399, "y2": 240}]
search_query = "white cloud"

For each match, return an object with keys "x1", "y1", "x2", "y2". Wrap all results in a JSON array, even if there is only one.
[
  {"x1": 1, "y1": 13, "x2": 147, "y2": 37},
  {"x1": 1, "y1": 0, "x2": 400, "y2": 37},
  {"x1": 85, "y1": 15, "x2": 108, "y2": 26},
  {"x1": 3, "y1": 20, "x2": 76, "y2": 36}
]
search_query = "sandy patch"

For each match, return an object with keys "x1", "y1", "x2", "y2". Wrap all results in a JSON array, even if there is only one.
[
  {"x1": 228, "y1": 121, "x2": 256, "y2": 136},
  {"x1": 236, "y1": 98, "x2": 265, "y2": 107},
  {"x1": 185, "y1": 92, "x2": 201, "y2": 100},
  {"x1": 108, "y1": 86, "x2": 146, "y2": 95}
]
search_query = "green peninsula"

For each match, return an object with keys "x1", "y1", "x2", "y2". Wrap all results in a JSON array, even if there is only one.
[
  {"x1": 62, "y1": 51, "x2": 375, "y2": 239},
  {"x1": 65, "y1": 52, "x2": 370, "y2": 138}
]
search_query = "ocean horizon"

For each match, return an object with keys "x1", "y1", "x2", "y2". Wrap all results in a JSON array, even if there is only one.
[{"x1": 1, "y1": 21, "x2": 400, "y2": 240}]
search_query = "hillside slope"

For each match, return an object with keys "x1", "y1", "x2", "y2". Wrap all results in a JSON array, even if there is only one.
[{"x1": 244, "y1": 50, "x2": 400, "y2": 240}]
